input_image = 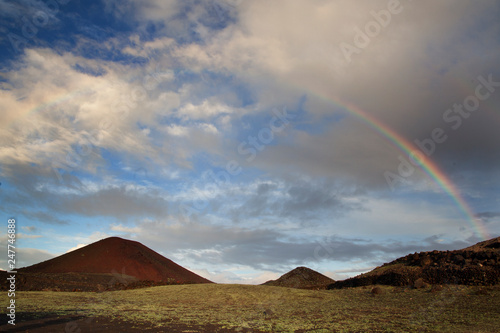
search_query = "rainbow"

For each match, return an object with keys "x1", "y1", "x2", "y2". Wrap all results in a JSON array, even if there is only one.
[
  {"x1": 8, "y1": 84, "x2": 491, "y2": 240},
  {"x1": 305, "y1": 92, "x2": 490, "y2": 240}
]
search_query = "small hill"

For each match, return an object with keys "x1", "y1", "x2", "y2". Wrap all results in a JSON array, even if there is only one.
[
  {"x1": 3, "y1": 237, "x2": 212, "y2": 291},
  {"x1": 328, "y1": 236, "x2": 500, "y2": 289},
  {"x1": 263, "y1": 267, "x2": 335, "y2": 289},
  {"x1": 463, "y1": 236, "x2": 500, "y2": 251}
]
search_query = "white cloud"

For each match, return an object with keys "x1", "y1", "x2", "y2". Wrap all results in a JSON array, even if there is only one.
[
  {"x1": 190, "y1": 268, "x2": 281, "y2": 284},
  {"x1": 110, "y1": 224, "x2": 141, "y2": 234},
  {"x1": 123, "y1": 36, "x2": 176, "y2": 57},
  {"x1": 166, "y1": 125, "x2": 189, "y2": 137},
  {"x1": 0, "y1": 246, "x2": 54, "y2": 269},
  {"x1": 177, "y1": 99, "x2": 235, "y2": 120},
  {"x1": 66, "y1": 243, "x2": 88, "y2": 253},
  {"x1": 0, "y1": 49, "x2": 156, "y2": 167}
]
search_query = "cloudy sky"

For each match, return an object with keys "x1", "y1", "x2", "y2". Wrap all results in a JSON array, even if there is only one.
[{"x1": 1, "y1": 0, "x2": 499, "y2": 283}]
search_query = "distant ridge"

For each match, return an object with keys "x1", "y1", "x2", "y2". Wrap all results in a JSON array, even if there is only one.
[
  {"x1": 463, "y1": 236, "x2": 500, "y2": 251},
  {"x1": 263, "y1": 267, "x2": 335, "y2": 289},
  {"x1": 328, "y1": 236, "x2": 500, "y2": 289},
  {"x1": 7, "y1": 237, "x2": 212, "y2": 291}
]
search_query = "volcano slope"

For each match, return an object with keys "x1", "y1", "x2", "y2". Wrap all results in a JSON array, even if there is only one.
[
  {"x1": 1, "y1": 237, "x2": 212, "y2": 291},
  {"x1": 328, "y1": 236, "x2": 500, "y2": 289},
  {"x1": 262, "y1": 266, "x2": 334, "y2": 289}
]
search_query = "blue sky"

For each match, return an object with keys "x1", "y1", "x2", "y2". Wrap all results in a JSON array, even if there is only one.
[{"x1": 1, "y1": 0, "x2": 500, "y2": 283}]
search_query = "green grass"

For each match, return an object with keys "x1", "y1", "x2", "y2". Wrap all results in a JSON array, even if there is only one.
[{"x1": 7, "y1": 284, "x2": 500, "y2": 332}]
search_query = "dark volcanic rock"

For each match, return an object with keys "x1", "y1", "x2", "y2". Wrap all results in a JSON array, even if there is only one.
[
  {"x1": 414, "y1": 278, "x2": 429, "y2": 289},
  {"x1": 328, "y1": 236, "x2": 500, "y2": 290},
  {"x1": 430, "y1": 284, "x2": 444, "y2": 293},
  {"x1": 371, "y1": 286, "x2": 384, "y2": 295}
]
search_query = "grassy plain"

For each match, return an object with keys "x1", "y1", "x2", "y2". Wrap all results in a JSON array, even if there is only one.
[{"x1": 5, "y1": 284, "x2": 500, "y2": 332}]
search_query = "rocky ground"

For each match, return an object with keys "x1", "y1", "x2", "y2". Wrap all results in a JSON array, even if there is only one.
[{"x1": 329, "y1": 237, "x2": 500, "y2": 289}]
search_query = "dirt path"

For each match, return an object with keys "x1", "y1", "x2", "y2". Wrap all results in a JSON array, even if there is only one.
[{"x1": 0, "y1": 313, "x2": 262, "y2": 332}]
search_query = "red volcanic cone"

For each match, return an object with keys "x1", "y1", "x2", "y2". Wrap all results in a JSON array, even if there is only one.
[{"x1": 21, "y1": 237, "x2": 212, "y2": 284}]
